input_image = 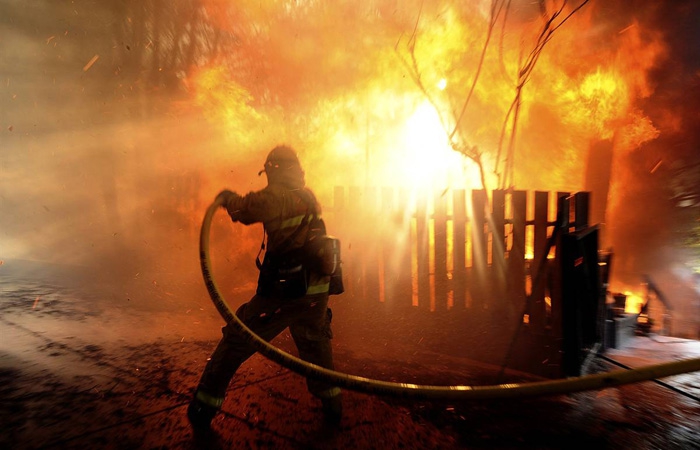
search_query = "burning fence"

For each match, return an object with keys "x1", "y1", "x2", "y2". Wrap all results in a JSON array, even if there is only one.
[
  {"x1": 324, "y1": 186, "x2": 601, "y2": 377},
  {"x1": 183, "y1": 0, "x2": 672, "y2": 277},
  {"x1": 2, "y1": 2, "x2": 698, "y2": 343}
]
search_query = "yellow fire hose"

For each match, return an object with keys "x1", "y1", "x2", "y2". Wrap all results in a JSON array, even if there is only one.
[{"x1": 200, "y1": 198, "x2": 700, "y2": 401}]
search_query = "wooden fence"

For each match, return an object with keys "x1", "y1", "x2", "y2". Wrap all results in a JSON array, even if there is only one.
[{"x1": 325, "y1": 187, "x2": 596, "y2": 375}]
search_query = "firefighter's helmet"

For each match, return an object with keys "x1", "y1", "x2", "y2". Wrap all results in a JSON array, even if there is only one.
[
  {"x1": 262, "y1": 145, "x2": 300, "y2": 174},
  {"x1": 259, "y1": 145, "x2": 305, "y2": 187}
]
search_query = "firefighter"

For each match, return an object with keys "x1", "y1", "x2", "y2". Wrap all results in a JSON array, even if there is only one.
[{"x1": 187, "y1": 145, "x2": 342, "y2": 431}]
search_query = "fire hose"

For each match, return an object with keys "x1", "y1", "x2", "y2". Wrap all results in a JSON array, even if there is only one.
[{"x1": 200, "y1": 198, "x2": 700, "y2": 401}]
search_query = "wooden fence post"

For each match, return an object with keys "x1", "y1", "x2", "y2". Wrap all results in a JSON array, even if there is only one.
[
  {"x1": 531, "y1": 191, "x2": 549, "y2": 332},
  {"x1": 416, "y1": 194, "x2": 430, "y2": 310},
  {"x1": 453, "y1": 189, "x2": 467, "y2": 310},
  {"x1": 397, "y1": 188, "x2": 413, "y2": 310},
  {"x1": 492, "y1": 189, "x2": 507, "y2": 312},
  {"x1": 434, "y1": 190, "x2": 448, "y2": 311},
  {"x1": 510, "y1": 190, "x2": 527, "y2": 318},
  {"x1": 551, "y1": 192, "x2": 571, "y2": 341},
  {"x1": 471, "y1": 190, "x2": 487, "y2": 311}
]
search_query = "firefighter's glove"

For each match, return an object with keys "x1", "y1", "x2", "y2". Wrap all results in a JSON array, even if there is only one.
[{"x1": 215, "y1": 189, "x2": 237, "y2": 208}]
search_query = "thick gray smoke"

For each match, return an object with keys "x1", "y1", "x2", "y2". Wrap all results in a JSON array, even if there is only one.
[{"x1": 1, "y1": 0, "x2": 698, "y2": 321}]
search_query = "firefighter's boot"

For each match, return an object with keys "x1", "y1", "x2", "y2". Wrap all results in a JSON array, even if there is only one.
[
  {"x1": 187, "y1": 398, "x2": 218, "y2": 431},
  {"x1": 321, "y1": 393, "x2": 343, "y2": 425}
]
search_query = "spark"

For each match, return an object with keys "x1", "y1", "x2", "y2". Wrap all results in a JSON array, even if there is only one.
[
  {"x1": 46, "y1": 36, "x2": 55, "y2": 44},
  {"x1": 618, "y1": 23, "x2": 637, "y2": 35},
  {"x1": 650, "y1": 159, "x2": 663, "y2": 173},
  {"x1": 82, "y1": 54, "x2": 99, "y2": 72},
  {"x1": 32, "y1": 296, "x2": 41, "y2": 309}
]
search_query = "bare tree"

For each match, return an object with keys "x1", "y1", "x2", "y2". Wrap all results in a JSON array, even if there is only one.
[
  {"x1": 496, "y1": 0, "x2": 591, "y2": 189},
  {"x1": 395, "y1": 0, "x2": 507, "y2": 191},
  {"x1": 396, "y1": 0, "x2": 590, "y2": 191}
]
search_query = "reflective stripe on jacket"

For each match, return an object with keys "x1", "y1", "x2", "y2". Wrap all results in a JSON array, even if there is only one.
[{"x1": 223, "y1": 183, "x2": 329, "y2": 295}]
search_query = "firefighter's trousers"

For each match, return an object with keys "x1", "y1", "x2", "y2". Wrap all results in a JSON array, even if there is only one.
[{"x1": 194, "y1": 292, "x2": 340, "y2": 409}]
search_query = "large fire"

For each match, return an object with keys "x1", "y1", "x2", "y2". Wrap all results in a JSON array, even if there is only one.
[
  {"x1": 187, "y1": 0, "x2": 666, "y2": 201},
  {"x1": 2, "y1": 1, "x2": 696, "y2": 330},
  {"x1": 179, "y1": 1, "x2": 680, "y2": 307}
]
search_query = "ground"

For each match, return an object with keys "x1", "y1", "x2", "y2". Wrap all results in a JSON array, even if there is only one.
[{"x1": 1, "y1": 262, "x2": 700, "y2": 450}]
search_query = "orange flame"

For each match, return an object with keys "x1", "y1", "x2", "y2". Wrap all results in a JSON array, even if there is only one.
[{"x1": 185, "y1": 1, "x2": 670, "y2": 199}]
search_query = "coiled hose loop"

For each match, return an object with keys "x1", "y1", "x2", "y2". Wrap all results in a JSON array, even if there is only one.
[{"x1": 200, "y1": 199, "x2": 700, "y2": 400}]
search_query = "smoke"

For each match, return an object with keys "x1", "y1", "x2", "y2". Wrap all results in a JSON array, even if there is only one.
[
  {"x1": 1, "y1": 0, "x2": 698, "y2": 318},
  {"x1": 599, "y1": 1, "x2": 700, "y2": 285},
  {"x1": 0, "y1": 1, "x2": 260, "y2": 309}
]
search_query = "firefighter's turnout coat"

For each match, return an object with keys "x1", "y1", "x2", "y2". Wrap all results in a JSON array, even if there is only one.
[{"x1": 193, "y1": 169, "x2": 340, "y2": 411}]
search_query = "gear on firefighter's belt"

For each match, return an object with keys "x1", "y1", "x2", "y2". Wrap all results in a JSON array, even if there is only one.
[{"x1": 188, "y1": 145, "x2": 345, "y2": 432}]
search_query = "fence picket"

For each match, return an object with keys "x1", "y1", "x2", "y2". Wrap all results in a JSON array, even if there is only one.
[
  {"x1": 510, "y1": 190, "x2": 527, "y2": 318},
  {"x1": 492, "y1": 189, "x2": 507, "y2": 312},
  {"x1": 326, "y1": 186, "x2": 595, "y2": 378},
  {"x1": 453, "y1": 189, "x2": 467, "y2": 310},
  {"x1": 531, "y1": 191, "x2": 549, "y2": 332},
  {"x1": 434, "y1": 191, "x2": 448, "y2": 311},
  {"x1": 329, "y1": 187, "x2": 590, "y2": 322},
  {"x1": 471, "y1": 190, "x2": 488, "y2": 311}
]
